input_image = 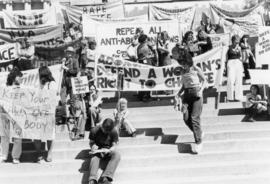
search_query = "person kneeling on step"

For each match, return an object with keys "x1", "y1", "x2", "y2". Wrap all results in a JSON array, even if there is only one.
[
  {"x1": 89, "y1": 118, "x2": 121, "y2": 184},
  {"x1": 245, "y1": 85, "x2": 268, "y2": 122}
]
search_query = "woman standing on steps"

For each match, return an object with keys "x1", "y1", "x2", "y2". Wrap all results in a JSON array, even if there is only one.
[
  {"x1": 34, "y1": 66, "x2": 57, "y2": 163},
  {"x1": 175, "y1": 49, "x2": 206, "y2": 154},
  {"x1": 226, "y1": 35, "x2": 243, "y2": 102},
  {"x1": 0, "y1": 67, "x2": 23, "y2": 164}
]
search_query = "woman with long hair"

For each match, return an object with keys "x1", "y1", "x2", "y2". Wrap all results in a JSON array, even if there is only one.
[{"x1": 34, "y1": 66, "x2": 56, "y2": 163}]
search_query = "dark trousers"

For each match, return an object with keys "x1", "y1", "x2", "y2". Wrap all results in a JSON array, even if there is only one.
[
  {"x1": 89, "y1": 150, "x2": 121, "y2": 182},
  {"x1": 243, "y1": 62, "x2": 250, "y2": 80},
  {"x1": 183, "y1": 95, "x2": 203, "y2": 144}
]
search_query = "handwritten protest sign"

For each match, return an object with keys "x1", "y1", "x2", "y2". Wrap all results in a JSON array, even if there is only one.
[
  {"x1": 0, "y1": 87, "x2": 58, "y2": 139},
  {"x1": 95, "y1": 47, "x2": 226, "y2": 91},
  {"x1": 256, "y1": 26, "x2": 270, "y2": 66},
  {"x1": 0, "y1": 43, "x2": 18, "y2": 64},
  {"x1": 83, "y1": 17, "x2": 180, "y2": 59},
  {"x1": 3, "y1": 8, "x2": 57, "y2": 29},
  {"x1": 71, "y1": 76, "x2": 90, "y2": 94},
  {"x1": 0, "y1": 25, "x2": 62, "y2": 43}
]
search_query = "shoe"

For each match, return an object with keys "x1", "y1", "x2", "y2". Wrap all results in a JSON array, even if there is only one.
[
  {"x1": 98, "y1": 177, "x2": 111, "y2": 184},
  {"x1": 192, "y1": 143, "x2": 203, "y2": 154},
  {"x1": 131, "y1": 131, "x2": 137, "y2": 137},
  {"x1": 89, "y1": 180, "x2": 97, "y2": 184},
  {"x1": 12, "y1": 159, "x2": 20, "y2": 164},
  {"x1": 45, "y1": 157, "x2": 52, "y2": 162},
  {"x1": 246, "y1": 117, "x2": 255, "y2": 122},
  {"x1": 0, "y1": 157, "x2": 7, "y2": 163},
  {"x1": 36, "y1": 156, "x2": 45, "y2": 164}
]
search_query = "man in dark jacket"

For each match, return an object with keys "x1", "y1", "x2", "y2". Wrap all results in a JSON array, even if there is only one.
[{"x1": 89, "y1": 118, "x2": 121, "y2": 184}]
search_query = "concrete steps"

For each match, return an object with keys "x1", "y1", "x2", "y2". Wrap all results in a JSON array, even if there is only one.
[
  {"x1": 1, "y1": 160, "x2": 269, "y2": 184},
  {"x1": 1, "y1": 103, "x2": 270, "y2": 184}
]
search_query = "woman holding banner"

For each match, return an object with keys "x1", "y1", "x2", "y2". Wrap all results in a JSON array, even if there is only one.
[
  {"x1": 0, "y1": 67, "x2": 23, "y2": 164},
  {"x1": 34, "y1": 66, "x2": 57, "y2": 163},
  {"x1": 176, "y1": 49, "x2": 206, "y2": 154}
]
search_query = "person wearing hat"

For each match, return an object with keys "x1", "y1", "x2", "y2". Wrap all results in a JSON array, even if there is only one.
[
  {"x1": 0, "y1": 67, "x2": 23, "y2": 164},
  {"x1": 16, "y1": 37, "x2": 35, "y2": 71},
  {"x1": 63, "y1": 46, "x2": 80, "y2": 95},
  {"x1": 240, "y1": 34, "x2": 255, "y2": 83}
]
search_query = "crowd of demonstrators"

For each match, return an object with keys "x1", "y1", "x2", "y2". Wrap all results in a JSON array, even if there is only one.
[{"x1": 126, "y1": 17, "x2": 217, "y2": 66}]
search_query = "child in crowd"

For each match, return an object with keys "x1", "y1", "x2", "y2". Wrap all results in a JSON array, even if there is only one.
[
  {"x1": 88, "y1": 85, "x2": 103, "y2": 129},
  {"x1": 113, "y1": 98, "x2": 136, "y2": 137},
  {"x1": 245, "y1": 85, "x2": 268, "y2": 122},
  {"x1": 68, "y1": 94, "x2": 87, "y2": 139}
]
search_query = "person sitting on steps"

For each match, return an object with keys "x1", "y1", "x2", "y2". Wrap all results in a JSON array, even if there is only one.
[
  {"x1": 89, "y1": 118, "x2": 121, "y2": 184},
  {"x1": 113, "y1": 98, "x2": 136, "y2": 137},
  {"x1": 245, "y1": 85, "x2": 268, "y2": 122}
]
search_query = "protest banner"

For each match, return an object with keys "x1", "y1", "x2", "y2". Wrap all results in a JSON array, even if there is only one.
[
  {"x1": 95, "y1": 47, "x2": 226, "y2": 91},
  {"x1": 2, "y1": 8, "x2": 57, "y2": 29},
  {"x1": 149, "y1": 5, "x2": 196, "y2": 30},
  {"x1": 0, "y1": 87, "x2": 58, "y2": 139},
  {"x1": 256, "y1": 26, "x2": 270, "y2": 66},
  {"x1": 208, "y1": 33, "x2": 230, "y2": 49},
  {"x1": 64, "y1": 0, "x2": 125, "y2": 24},
  {"x1": 0, "y1": 43, "x2": 18, "y2": 64},
  {"x1": 71, "y1": 76, "x2": 90, "y2": 94},
  {"x1": 0, "y1": 64, "x2": 63, "y2": 92},
  {"x1": 193, "y1": 47, "x2": 226, "y2": 88},
  {"x1": 0, "y1": 25, "x2": 62, "y2": 43},
  {"x1": 210, "y1": 3, "x2": 264, "y2": 37},
  {"x1": 83, "y1": 17, "x2": 180, "y2": 59}
]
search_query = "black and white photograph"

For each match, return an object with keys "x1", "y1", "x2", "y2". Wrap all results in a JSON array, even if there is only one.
[{"x1": 0, "y1": 0, "x2": 270, "y2": 184}]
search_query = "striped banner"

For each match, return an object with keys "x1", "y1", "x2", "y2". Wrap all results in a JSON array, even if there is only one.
[{"x1": 2, "y1": 8, "x2": 57, "y2": 29}]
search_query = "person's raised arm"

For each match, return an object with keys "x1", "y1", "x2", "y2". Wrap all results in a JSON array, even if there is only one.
[{"x1": 195, "y1": 65, "x2": 206, "y2": 97}]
